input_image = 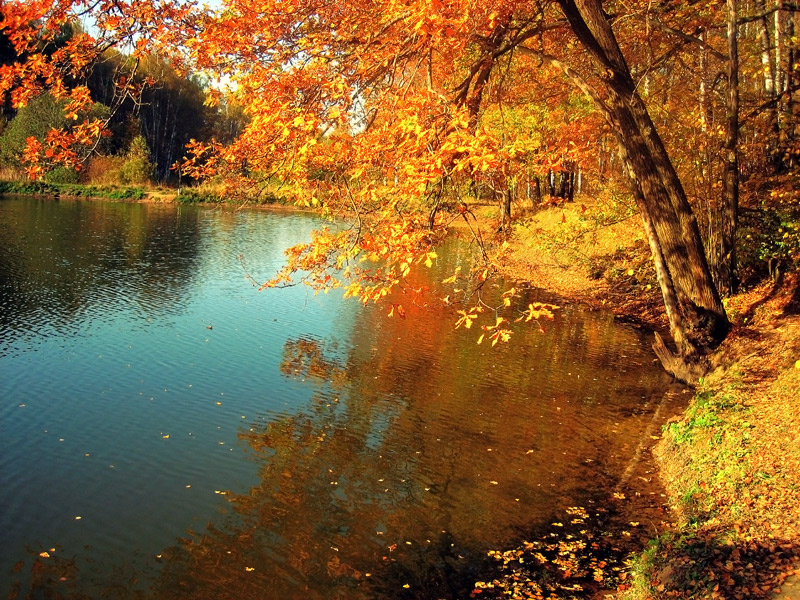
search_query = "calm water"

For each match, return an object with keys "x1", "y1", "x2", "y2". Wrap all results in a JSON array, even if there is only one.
[{"x1": 1, "y1": 196, "x2": 668, "y2": 599}]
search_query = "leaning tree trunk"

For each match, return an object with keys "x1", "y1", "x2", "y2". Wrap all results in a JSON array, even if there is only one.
[{"x1": 557, "y1": 0, "x2": 729, "y2": 375}]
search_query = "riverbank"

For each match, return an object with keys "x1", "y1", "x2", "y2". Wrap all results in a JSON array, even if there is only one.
[
  {"x1": 625, "y1": 272, "x2": 800, "y2": 600},
  {"x1": 481, "y1": 199, "x2": 800, "y2": 599}
]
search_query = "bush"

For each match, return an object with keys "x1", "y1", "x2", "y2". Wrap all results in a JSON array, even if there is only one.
[
  {"x1": 120, "y1": 136, "x2": 154, "y2": 185},
  {"x1": 44, "y1": 166, "x2": 80, "y2": 184},
  {"x1": 738, "y1": 207, "x2": 800, "y2": 284},
  {"x1": 0, "y1": 94, "x2": 66, "y2": 167},
  {"x1": 85, "y1": 155, "x2": 126, "y2": 185}
]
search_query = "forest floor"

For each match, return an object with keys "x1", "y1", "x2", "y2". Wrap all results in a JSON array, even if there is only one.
[{"x1": 468, "y1": 198, "x2": 800, "y2": 599}]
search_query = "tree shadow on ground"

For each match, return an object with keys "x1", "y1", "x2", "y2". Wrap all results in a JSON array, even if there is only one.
[
  {"x1": 779, "y1": 272, "x2": 800, "y2": 317},
  {"x1": 740, "y1": 270, "x2": 800, "y2": 324},
  {"x1": 644, "y1": 529, "x2": 800, "y2": 599}
]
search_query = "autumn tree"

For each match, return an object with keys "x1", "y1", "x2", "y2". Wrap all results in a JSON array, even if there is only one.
[
  {"x1": 5, "y1": 0, "x2": 775, "y2": 377},
  {"x1": 178, "y1": 0, "x2": 735, "y2": 375}
]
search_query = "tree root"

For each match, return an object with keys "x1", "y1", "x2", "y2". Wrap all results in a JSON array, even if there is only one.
[{"x1": 652, "y1": 332, "x2": 709, "y2": 384}]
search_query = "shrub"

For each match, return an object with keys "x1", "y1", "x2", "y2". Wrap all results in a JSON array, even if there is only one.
[
  {"x1": 85, "y1": 155, "x2": 126, "y2": 185},
  {"x1": 120, "y1": 136, "x2": 154, "y2": 185},
  {"x1": 44, "y1": 166, "x2": 80, "y2": 184}
]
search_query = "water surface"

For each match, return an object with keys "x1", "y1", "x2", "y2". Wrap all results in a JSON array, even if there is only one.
[{"x1": 0, "y1": 196, "x2": 668, "y2": 599}]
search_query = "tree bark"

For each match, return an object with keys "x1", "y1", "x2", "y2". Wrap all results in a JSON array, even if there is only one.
[
  {"x1": 499, "y1": 188, "x2": 512, "y2": 230},
  {"x1": 756, "y1": 0, "x2": 779, "y2": 148},
  {"x1": 556, "y1": 0, "x2": 729, "y2": 366},
  {"x1": 718, "y1": 0, "x2": 741, "y2": 295},
  {"x1": 787, "y1": 9, "x2": 799, "y2": 159}
]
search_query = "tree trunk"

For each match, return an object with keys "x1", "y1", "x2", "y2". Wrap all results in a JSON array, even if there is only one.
[
  {"x1": 787, "y1": 9, "x2": 799, "y2": 161},
  {"x1": 756, "y1": 0, "x2": 779, "y2": 154},
  {"x1": 499, "y1": 188, "x2": 512, "y2": 230},
  {"x1": 557, "y1": 0, "x2": 729, "y2": 369},
  {"x1": 531, "y1": 175, "x2": 541, "y2": 204},
  {"x1": 717, "y1": 0, "x2": 741, "y2": 295}
]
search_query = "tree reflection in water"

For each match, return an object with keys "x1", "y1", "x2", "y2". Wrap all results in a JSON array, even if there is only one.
[
  {"x1": 153, "y1": 336, "x2": 491, "y2": 600},
  {"x1": 9, "y1": 265, "x2": 668, "y2": 600},
  {"x1": 149, "y1": 309, "x2": 665, "y2": 600}
]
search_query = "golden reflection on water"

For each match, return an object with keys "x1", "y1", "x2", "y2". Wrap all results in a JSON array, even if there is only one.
[{"x1": 147, "y1": 297, "x2": 666, "y2": 599}]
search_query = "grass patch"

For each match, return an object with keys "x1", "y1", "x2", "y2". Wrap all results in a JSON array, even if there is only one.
[
  {"x1": 0, "y1": 180, "x2": 145, "y2": 200},
  {"x1": 175, "y1": 188, "x2": 224, "y2": 204}
]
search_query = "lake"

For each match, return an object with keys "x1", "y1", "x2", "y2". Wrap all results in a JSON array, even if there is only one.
[{"x1": 0, "y1": 196, "x2": 672, "y2": 599}]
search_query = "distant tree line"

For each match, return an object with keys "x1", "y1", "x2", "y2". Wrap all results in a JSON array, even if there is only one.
[{"x1": 0, "y1": 24, "x2": 248, "y2": 184}]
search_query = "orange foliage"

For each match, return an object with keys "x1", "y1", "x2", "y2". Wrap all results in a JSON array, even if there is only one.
[{"x1": 5, "y1": 0, "x2": 793, "y2": 339}]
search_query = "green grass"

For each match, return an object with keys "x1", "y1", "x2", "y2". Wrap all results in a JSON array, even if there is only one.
[{"x1": 0, "y1": 180, "x2": 145, "y2": 200}]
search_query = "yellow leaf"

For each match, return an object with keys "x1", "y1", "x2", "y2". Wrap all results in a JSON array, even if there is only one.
[{"x1": 443, "y1": 266, "x2": 461, "y2": 284}]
